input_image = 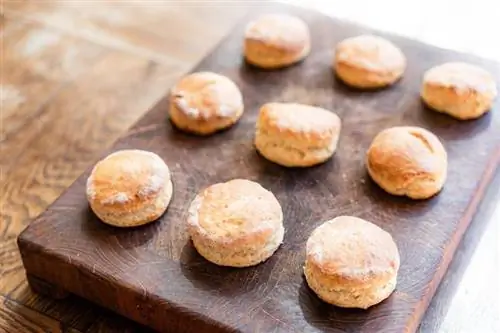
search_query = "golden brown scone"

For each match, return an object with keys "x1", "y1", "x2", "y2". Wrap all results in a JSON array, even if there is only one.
[
  {"x1": 169, "y1": 71, "x2": 244, "y2": 135},
  {"x1": 366, "y1": 126, "x2": 447, "y2": 199},
  {"x1": 421, "y1": 62, "x2": 497, "y2": 120},
  {"x1": 187, "y1": 179, "x2": 284, "y2": 267},
  {"x1": 254, "y1": 102, "x2": 341, "y2": 167},
  {"x1": 334, "y1": 35, "x2": 406, "y2": 89},
  {"x1": 86, "y1": 149, "x2": 172, "y2": 227},
  {"x1": 305, "y1": 216, "x2": 400, "y2": 309},
  {"x1": 244, "y1": 13, "x2": 311, "y2": 69}
]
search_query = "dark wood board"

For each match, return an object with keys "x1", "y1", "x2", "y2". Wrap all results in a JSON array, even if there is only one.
[{"x1": 17, "y1": 3, "x2": 500, "y2": 333}]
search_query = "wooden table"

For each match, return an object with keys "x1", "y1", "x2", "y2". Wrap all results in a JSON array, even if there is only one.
[{"x1": 1, "y1": 1, "x2": 498, "y2": 332}]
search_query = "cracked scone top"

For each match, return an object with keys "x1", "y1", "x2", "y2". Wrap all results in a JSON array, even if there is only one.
[
  {"x1": 366, "y1": 126, "x2": 447, "y2": 199},
  {"x1": 255, "y1": 102, "x2": 341, "y2": 167},
  {"x1": 169, "y1": 71, "x2": 244, "y2": 135},
  {"x1": 86, "y1": 149, "x2": 172, "y2": 227},
  {"x1": 187, "y1": 179, "x2": 284, "y2": 267},
  {"x1": 304, "y1": 216, "x2": 400, "y2": 309}
]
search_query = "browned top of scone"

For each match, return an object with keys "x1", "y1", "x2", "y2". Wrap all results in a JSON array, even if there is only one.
[
  {"x1": 257, "y1": 102, "x2": 341, "y2": 147},
  {"x1": 423, "y1": 62, "x2": 497, "y2": 97},
  {"x1": 170, "y1": 71, "x2": 243, "y2": 120},
  {"x1": 335, "y1": 35, "x2": 406, "y2": 74},
  {"x1": 306, "y1": 216, "x2": 400, "y2": 286},
  {"x1": 244, "y1": 13, "x2": 310, "y2": 53},
  {"x1": 366, "y1": 126, "x2": 447, "y2": 189},
  {"x1": 187, "y1": 179, "x2": 283, "y2": 245},
  {"x1": 86, "y1": 149, "x2": 170, "y2": 208}
]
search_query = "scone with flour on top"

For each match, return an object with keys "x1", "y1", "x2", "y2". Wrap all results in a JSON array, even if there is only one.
[
  {"x1": 421, "y1": 62, "x2": 497, "y2": 120},
  {"x1": 334, "y1": 34, "x2": 406, "y2": 89},
  {"x1": 187, "y1": 179, "x2": 284, "y2": 267},
  {"x1": 255, "y1": 102, "x2": 341, "y2": 167},
  {"x1": 86, "y1": 149, "x2": 172, "y2": 227},
  {"x1": 169, "y1": 71, "x2": 244, "y2": 135},
  {"x1": 305, "y1": 216, "x2": 400, "y2": 309},
  {"x1": 244, "y1": 13, "x2": 311, "y2": 69}
]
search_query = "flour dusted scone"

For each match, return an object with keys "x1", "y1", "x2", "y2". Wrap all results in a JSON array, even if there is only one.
[
  {"x1": 86, "y1": 149, "x2": 172, "y2": 227},
  {"x1": 187, "y1": 179, "x2": 284, "y2": 267},
  {"x1": 169, "y1": 71, "x2": 244, "y2": 135},
  {"x1": 334, "y1": 35, "x2": 406, "y2": 89},
  {"x1": 244, "y1": 13, "x2": 311, "y2": 69},
  {"x1": 366, "y1": 126, "x2": 447, "y2": 199},
  {"x1": 304, "y1": 216, "x2": 400, "y2": 309},
  {"x1": 254, "y1": 102, "x2": 341, "y2": 167},
  {"x1": 421, "y1": 62, "x2": 497, "y2": 120}
]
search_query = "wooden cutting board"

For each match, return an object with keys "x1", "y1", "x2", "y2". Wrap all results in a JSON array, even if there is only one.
[{"x1": 17, "y1": 3, "x2": 500, "y2": 333}]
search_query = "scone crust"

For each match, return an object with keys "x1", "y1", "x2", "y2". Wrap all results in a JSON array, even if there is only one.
[
  {"x1": 244, "y1": 13, "x2": 311, "y2": 69},
  {"x1": 421, "y1": 62, "x2": 497, "y2": 120},
  {"x1": 366, "y1": 126, "x2": 447, "y2": 199},
  {"x1": 255, "y1": 102, "x2": 342, "y2": 167},
  {"x1": 334, "y1": 35, "x2": 406, "y2": 88},
  {"x1": 187, "y1": 179, "x2": 284, "y2": 267},
  {"x1": 169, "y1": 71, "x2": 244, "y2": 135},
  {"x1": 86, "y1": 149, "x2": 172, "y2": 227},
  {"x1": 304, "y1": 216, "x2": 400, "y2": 309}
]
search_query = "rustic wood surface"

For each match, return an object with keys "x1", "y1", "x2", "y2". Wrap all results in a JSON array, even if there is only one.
[
  {"x1": 13, "y1": 2, "x2": 500, "y2": 333},
  {"x1": 2, "y1": 1, "x2": 500, "y2": 333},
  {"x1": 1, "y1": 1, "x2": 250, "y2": 332}
]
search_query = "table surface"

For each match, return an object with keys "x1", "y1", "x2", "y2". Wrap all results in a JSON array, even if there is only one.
[{"x1": 1, "y1": 1, "x2": 498, "y2": 332}]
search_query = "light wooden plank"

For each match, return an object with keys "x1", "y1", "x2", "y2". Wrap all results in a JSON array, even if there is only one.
[
  {"x1": 1, "y1": 49, "x2": 178, "y2": 238},
  {"x1": 4, "y1": 1, "x2": 250, "y2": 65},
  {"x1": 0, "y1": 237, "x2": 25, "y2": 295},
  {"x1": 0, "y1": 295, "x2": 78, "y2": 333},
  {"x1": 0, "y1": 15, "x2": 106, "y2": 177},
  {"x1": 0, "y1": 2, "x2": 251, "y2": 332}
]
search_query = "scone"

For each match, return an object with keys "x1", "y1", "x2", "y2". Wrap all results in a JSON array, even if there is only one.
[
  {"x1": 421, "y1": 62, "x2": 497, "y2": 120},
  {"x1": 334, "y1": 35, "x2": 406, "y2": 89},
  {"x1": 255, "y1": 102, "x2": 341, "y2": 167},
  {"x1": 169, "y1": 71, "x2": 244, "y2": 135},
  {"x1": 305, "y1": 216, "x2": 400, "y2": 309},
  {"x1": 86, "y1": 149, "x2": 172, "y2": 227},
  {"x1": 366, "y1": 126, "x2": 447, "y2": 199},
  {"x1": 187, "y1": 179, "x2": 284, "y2": 267},
  {"x1": 244, "y1": 13, "x2": 311, "y2": 69}
]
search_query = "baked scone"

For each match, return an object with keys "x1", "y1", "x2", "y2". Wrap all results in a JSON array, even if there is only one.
[
  {"x1": 187, "y1": 179, "x2": 284, "y2": 267},
  {"x1": 244, "y1": 13, "x2": 311, "y2": 69},
  {"x1": 421, "y1": 62, "x2": 497, "y2": 120},
  {"x1": 254, "y1": 102, "x2": 341, "y2": 167},
  {"x1": 86, "y1": 149, "x2": 172, "y2": 227},
  {"x1": 169, "y1": 71, "x2": 244, "y2": 135},
  {"x1": 304, "y1": 216, "x2": 400, "y2": 309},
  {"x1": 366, "y1": 126, "x2": 447, "y2": 200},
  {"x1": 334, "y1": 35, "x2": 406, "y2": 89}
]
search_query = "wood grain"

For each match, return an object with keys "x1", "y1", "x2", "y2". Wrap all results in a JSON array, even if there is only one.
[
  {"x1": 84, "y1": 312, "x2": 153, "y2": 333},
  {"x1": 0, "y1": 237, "x2": 24, "y2": 295},
  {"x1": 0, "y1": 295, "x2": 72, "y2": 333},
  {"x1": 16, "y1": 3, "x2": 500, "y2": 333},
  {"x1": 0, "y1": 15, "x2": 106, "y2": 180},
  {"x1": 3, "y1": 1, "x2": 250, "y2": 66},
  {"x1": 1, "y1": 49, "x2": 176, "y2": 237},
  {"x1": 418, "y1": 171, "x2": 500, "y2": 333},
  {"x1": 0, "y1": 1, "x2": 250, "y2": 332}
]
